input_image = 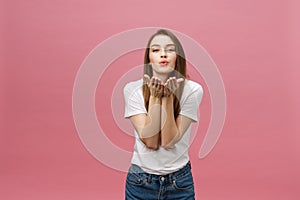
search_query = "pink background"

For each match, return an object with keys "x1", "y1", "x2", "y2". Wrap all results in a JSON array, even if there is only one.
[{"x1": 1, "y1": 0, "x2": 300, "y2": 199}]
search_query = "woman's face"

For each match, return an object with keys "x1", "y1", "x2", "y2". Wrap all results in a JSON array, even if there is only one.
[{"x1": 149, "y1": 35, "x2": 177, "y2": 76}]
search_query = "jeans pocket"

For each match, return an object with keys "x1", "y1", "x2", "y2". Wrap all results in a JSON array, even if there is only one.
[
  {"x1": 172, "y1": 171, "x2": 194, "y2": 190},
  {"x1": 126, "y1": 172, "x2": 145, "y2": 186}
]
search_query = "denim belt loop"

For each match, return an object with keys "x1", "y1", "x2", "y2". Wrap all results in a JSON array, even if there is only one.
[
  {"x1": 168, "y1": 173, "x2": 174, "y2": 184},
  {"x1": 148, "y1": 174, "x2": 152, "y2": 183}
]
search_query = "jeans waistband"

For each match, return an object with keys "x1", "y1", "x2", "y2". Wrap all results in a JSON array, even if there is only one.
[{"x1": 129, "y1": 161, "x2": 191, "y2": 182}]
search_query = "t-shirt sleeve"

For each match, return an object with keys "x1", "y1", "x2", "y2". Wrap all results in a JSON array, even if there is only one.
[
  {"x1": 179, "y1": 83, "x2": 204, "y2": 122},
  {"x1": 123, "y1": 83, "x2": 147, "y2": 118}
]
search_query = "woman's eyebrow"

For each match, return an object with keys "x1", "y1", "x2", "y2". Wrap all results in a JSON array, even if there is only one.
[{"x1": 150, "y1": 44, "x2": 175, "y2": 47}]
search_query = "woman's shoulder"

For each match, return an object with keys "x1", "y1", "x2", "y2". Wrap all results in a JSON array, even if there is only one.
[
  {"x1": 184, "y1": 79, "x2": 203, "y2": 93},
  {"x1": 124, "y1": 79, "x2": 143, "y2": 96},
  {"x1": 124, "y1": 79, "x2": 143, "y2": 89}
]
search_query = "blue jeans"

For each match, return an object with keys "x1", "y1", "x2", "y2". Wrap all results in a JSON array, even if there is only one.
[{"x1": 125, "y1": 162, "x2": 195, "y2": 200}]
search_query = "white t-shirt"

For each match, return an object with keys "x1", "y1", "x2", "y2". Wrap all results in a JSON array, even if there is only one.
[{"x1": 124, "y1": 79, "x2": 203, "y2": 175}]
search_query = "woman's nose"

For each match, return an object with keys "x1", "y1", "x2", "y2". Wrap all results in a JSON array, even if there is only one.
[{"x1": 160, "y1": 49, "x2": 167, "y2": 58}]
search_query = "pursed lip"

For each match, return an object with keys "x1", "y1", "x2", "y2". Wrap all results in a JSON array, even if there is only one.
[{"x1": 159, "y1": 60, "x2": 169, "y2": 65}]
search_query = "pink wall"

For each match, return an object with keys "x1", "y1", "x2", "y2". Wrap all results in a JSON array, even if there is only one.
[{"x1": 1, "y1": 0, "x2": 300, "y2": 199}]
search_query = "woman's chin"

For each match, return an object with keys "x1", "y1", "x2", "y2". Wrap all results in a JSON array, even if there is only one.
[{"x1": 153, "y1": 66, "x2": 174, "y2": 74}]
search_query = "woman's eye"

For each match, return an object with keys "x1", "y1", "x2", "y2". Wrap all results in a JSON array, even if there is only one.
[
  {"x1": 152, "y1": 49, "x2": 159, "y2": 52},
  {"x1": 167, "y1": 49, "x2": 175, "y2": 52}
]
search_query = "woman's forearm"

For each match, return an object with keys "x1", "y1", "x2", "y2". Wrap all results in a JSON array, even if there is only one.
[
  {"x1": 139, "y1": 95, "x2": 161, "y2": 149},
  {"x1": 160, "y1": 95, "x2": 180, "y2": 148}
]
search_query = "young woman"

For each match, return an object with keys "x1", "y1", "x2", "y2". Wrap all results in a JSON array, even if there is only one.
[{"x1": 124, "y1": 29, "x2": 203, "y2": 200}]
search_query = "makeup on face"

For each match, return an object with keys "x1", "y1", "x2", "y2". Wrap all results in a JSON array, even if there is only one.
[
  {"x1": 150, "y1": 44, "x2": 176, "y2": 54},
  {"x1": 148, "y1": 36, "x2": 177, "y2": 82}
]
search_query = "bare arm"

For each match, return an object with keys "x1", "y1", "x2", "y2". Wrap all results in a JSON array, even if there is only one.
[
  {"x1": 129, "y1": 75, "x2": 164, "y2": 150},
  {"x1": 160, "y1": 77, "x2": 192, "y2": 148},
  {"x1": 129, "y1": 96, "x2": 161, "y2": 150},
  {"x1": 161, "y1": 95, "x2": 193, "y2": 148}
]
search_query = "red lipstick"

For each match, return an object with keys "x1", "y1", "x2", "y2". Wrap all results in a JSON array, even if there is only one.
[{"x1": 159, "y1": 60, "x2": 169, "y2": 66}]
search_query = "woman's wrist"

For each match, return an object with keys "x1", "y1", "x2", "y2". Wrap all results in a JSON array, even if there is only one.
[
  {"x1": 149, "y1": 95, "x2": 162, "y2": 102},
  {"x1": 162, "y1": 93, "x2": 174, "y2": 101}
]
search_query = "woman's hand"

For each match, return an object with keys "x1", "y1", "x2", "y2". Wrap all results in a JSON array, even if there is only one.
[
  {"x1": 144, "y1": 75, "x2": 164, "y2": 98},
  {"x1": 163, "y1": 77, "x2": 184, "y2": 97}
]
